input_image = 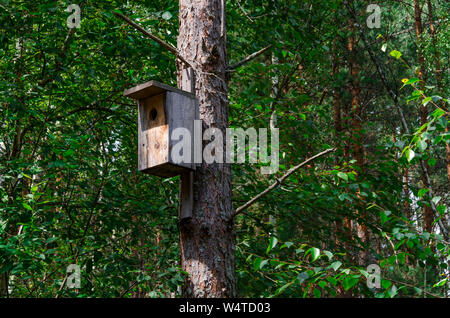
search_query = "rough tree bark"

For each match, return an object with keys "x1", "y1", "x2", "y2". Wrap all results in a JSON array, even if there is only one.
[
  {"x1": 346, "y1": 9, "x2": 369, "y2": 266},
  {"x1": 414, "y1": 0, "x2": 434, "y2": 233},
  {"x1": 332, "y1": 38, "x2": 352, "y2": 252},
  {"x1": 426, "y1": 0, "x2": 449, "y2": 184},
  {"x1": 336, "y1": 34, "x2": 354, "y2": 266},
  {"x1": 332, "y1": 38, "x2": 353, "y2": 298},
  {"x1": 176, "y1": 0, "x2": 236, "y2": 297},
  {"x1": 332, "y1": 40, "x2": 343, "y2": 247}
]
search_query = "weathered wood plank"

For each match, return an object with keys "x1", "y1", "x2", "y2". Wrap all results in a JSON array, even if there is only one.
[
  {"x1": 124, "y1": 80, "x2": 195, "y2": 100},
  {"x1": 138, "y1": 94, "x2": 168, "y2": 171},
  {"x1": 178, "y1": 66, "x2": 196, "y2": 221},
  {"x1": 167, "y1": 91, "x2": 196, "y2": 170}
]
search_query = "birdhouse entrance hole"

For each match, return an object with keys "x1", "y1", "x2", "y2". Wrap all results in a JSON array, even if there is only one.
[{"x1": 150, "y1": 108, "x2": 158, "y2": 121}]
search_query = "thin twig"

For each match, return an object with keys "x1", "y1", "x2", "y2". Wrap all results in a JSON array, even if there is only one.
[
  {"x1": 237, "y1": 1, "x2": 254, "y2": 22},
  {"x1": 113, "y1": 12, "x2": 193, "y2": 69},
  {"x1": 233, "y1": 148, "x2": 336, "y2": 217},
  {"x1": 388, "y1": 278, "x2": 443, "y2": 298},
  {"x1": 228, "y1": 45, "x2": 273, "y2": 70}
]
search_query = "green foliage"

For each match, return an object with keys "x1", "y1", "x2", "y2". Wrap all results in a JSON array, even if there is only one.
[{"x1": 0, "y1": 0, "x2": 448, "y2": 298}]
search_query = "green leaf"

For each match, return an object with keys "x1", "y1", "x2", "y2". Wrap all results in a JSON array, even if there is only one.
[
  {"x1": 281, "y1": 241, "x2": 294, "y2": 249},
  {"x1": 417, "y1": 139, "x2": 427, "y2": 151},
  {"x1": 161, "y1": 11, "x2": 172, "y2": 20},
  {"x1": 266, "y1": 236, "x2": 278, "y2": 253},
  {"x1": 433, "y1": 278, "x2": 447, "y2": 287},
  {"x1": 0, "y1": 220, "x2": 7, "y2": 235},
  {"x1": 407, "y1": 90, "x2": 422, "y2": 103},
  {"x1": 22, "y1": 203, "x2": 32, "y2": 211},
  {"x1": 380, "y1": 210, "x2": 391, "y2": 224},
  {"x1": 413, "y1": 287, "x2": 422, "y2": 295},
  {"x1": 327, "y1": 276, "x2": 337, "y2": 286},
  {"x1": 259, "y1": 259, "x2": 268, "y2": 269},
  {"x1": 432, "y1": 108, "x2": 445, "y2": 119},
  {"x1": 422, "y1": 96, "x2": 432, "y2": 106},
  {"x1": 405, "y1": 78, "x2": 419, "y2": 85},
  {"x1": 306, "y1": 247, "x2": 320, "y2": 262},
  {"x1": 343, "y1": 275, "x2": 360, "y2": 291},
  {"x1": 313, "y1": 288, "x2": 321, "y2": 297},
  {"x1": 431, "y1": 95, "x2": 443, "y2": 101},
  {"x1": 323, "y1": 250, "x2": 333, "y2": 261},
  {"x1": 381, "y1": 279, "x2": 391, "y2": 289},
  {"x1": 390, "y1": 50, "x2": 402, "y2": 59},
  {"x1": 337, "y1": 172, "x2": 348, "y2": 181},
  {"x1": 329, "y1": 261, "x2": 342, "y2": 271},
  {"x1": 437, "y1": 205, "x2": 446, "y2": 215},
  {"x1": 417, "y1": 188, "x2": 429, "y2": 198},
  {"x1": 359, "y1": 269, "x2": 369, "y2": 278},
  {"x1": 46, "y1": 237, "x2": 58, "y2": 244},
  {"x1": 405, "y1": 148, "x2": 415, "y2": 162},
  {"x1": 388, "y1": 285, "x2": 398, "y2": 298},
  {"x1": 432, "y1": 196, "x2": 441, "y2": 205},
  {"x1": 31, "y1": 185, "x2": 38, "y2": 194},
  {"x1": 297, "y1": 272, "x2": 309, "y2": 284},
  {"x1": 253, "y1": 257, "x2": 263, "y2": 271},
  {"x1": 275, "y1": 281, "x2": 293, "y2": 295}
]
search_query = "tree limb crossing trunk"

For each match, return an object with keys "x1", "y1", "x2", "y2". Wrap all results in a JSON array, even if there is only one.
[{"x1": 176, "y1": 0, "x2": 236, "y2": 297}]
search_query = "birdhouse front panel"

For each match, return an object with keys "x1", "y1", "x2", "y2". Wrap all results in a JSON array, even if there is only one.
[{"x1": 138, "y1": 93, "x2": 168, "y2": 171}]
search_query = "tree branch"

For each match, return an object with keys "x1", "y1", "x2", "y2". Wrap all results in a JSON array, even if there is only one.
[
  {"x1": 113, "y1": 12, "x2": 193, "y2": 69},
  {"x1": 237, "y1": 0, "x2": 254, "y2": 22},
  {"x1": 228, "y1": 45, "x2": 273, "y2": 71},
  {"x1": 233, "y1": 148, "x2": 336, "y2": 217}
]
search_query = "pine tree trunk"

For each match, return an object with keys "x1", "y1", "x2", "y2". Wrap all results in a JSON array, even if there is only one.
[
  {"x1": 426, "y1": 0, "x2": 449, "y2": 185},
  {"x1": 414, "y1": 0, "x2": 434, "y2": 233},
  {"x1": 176, "y1": 0, "x2": 236, "y2": 297},
  {"x1": 347, "y1": 12, "x2": 368, "y2": 266},
  {"x1": 332, "y1": 42, "x2": 343, "y2": 247},
  {"x1": 0, "y1": 273, "x2": 8, "y2": 297},
  {"x1": 446, "y1": 125, "x2": 450, "y2": 185}
]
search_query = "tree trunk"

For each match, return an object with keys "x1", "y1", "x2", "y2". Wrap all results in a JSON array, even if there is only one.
[
  {"x1": 426, "y1": 0, "x2": 449, "y2": 185},
  {"x1": 333, "y1": 39, "x2": 353, "y2": 298},
  {"x1": 332, "y1": 41, "x2": 343, "y2": 247},
  {"x1": 0, "y1": 273, "x2": 8, "y2": 297},
  {"x1": 446, "y1": 125, "x2": 450, "y2": 185},
  {"x1": 414, "y1": 0, "x2": 434, "y2": 233},
  {"x1": 347, "y1": 11, "x2": 368, "y2": 266},
  {"x1": 176, "y1": 0, "x2": 236, "y2": 297}
]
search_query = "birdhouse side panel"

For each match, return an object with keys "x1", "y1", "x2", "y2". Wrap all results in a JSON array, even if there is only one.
[
  {"x1": 166, "y1": 91, "x2": 197, "y2": 170},
  {"x1": 138, "y1": 93, "x2": 169, "y2": 171}
]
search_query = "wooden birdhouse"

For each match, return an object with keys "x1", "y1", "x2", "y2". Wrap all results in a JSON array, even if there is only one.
[{"x1": 124, "y1": 81, "x2": 198, "y2": 178}]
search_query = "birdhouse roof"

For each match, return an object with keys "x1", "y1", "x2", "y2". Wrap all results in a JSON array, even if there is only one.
[{"x1": 123, "y1": 80, "x2": 195, "y2": 100}]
